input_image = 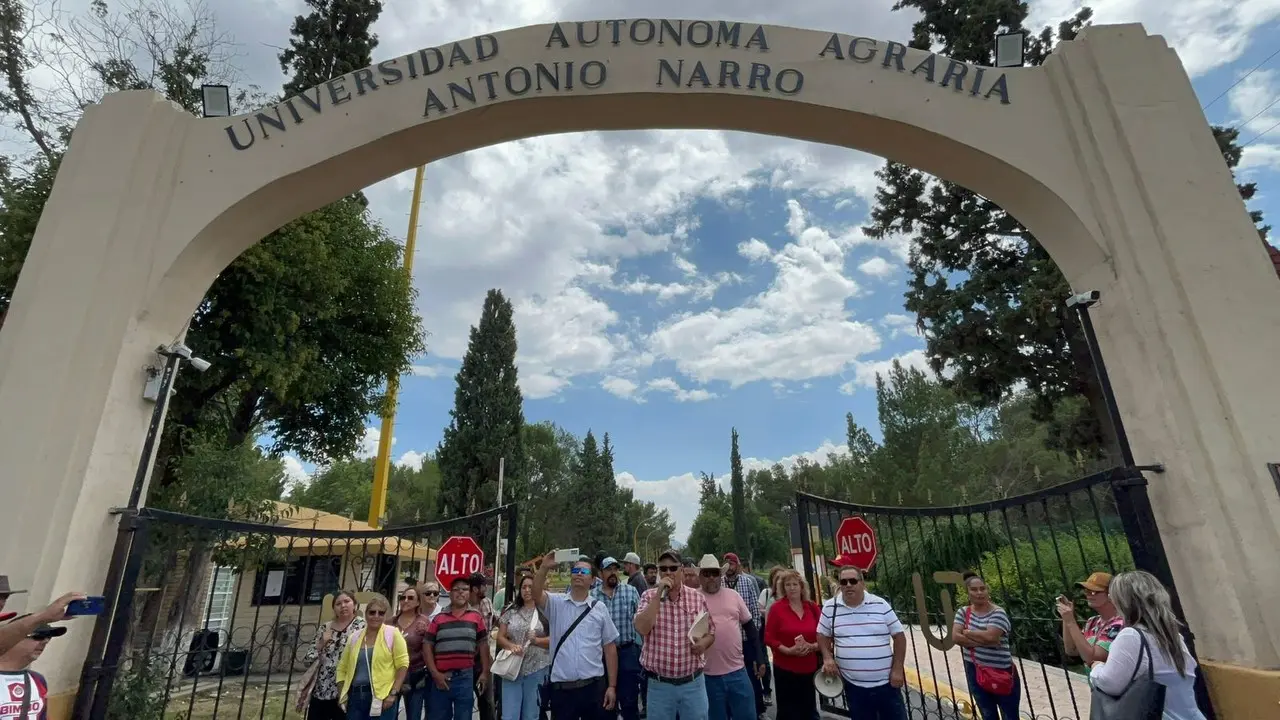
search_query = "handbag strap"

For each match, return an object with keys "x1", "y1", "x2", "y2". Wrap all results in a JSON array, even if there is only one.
[
  {"x1": 964, "y1": 606, "x2": 978, "y2": 666},
  {"x1": 1125, "y1": 628, "x2": 1155, "y2": 688},
  {"x1": 20, "y1": 671, "x2": 31, "y2": 719},
  {"x1": 548, "y1": 601, "x2": 595, "y2": 675}
]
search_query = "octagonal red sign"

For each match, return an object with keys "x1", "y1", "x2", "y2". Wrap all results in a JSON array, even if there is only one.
[
  {"x1": 835, "y1": 516, "x2": 878, "y2": 570},
  {"x1": 434, "y1": 535, "x2": 485, "y2": 591}
]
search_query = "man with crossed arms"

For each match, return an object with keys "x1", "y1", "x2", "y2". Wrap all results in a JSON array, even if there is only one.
[{"x1": 634, "y1": 549, "x2": 715, "y2": 720}]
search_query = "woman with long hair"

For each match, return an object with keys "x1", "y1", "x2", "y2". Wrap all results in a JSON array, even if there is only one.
[
  {"x1": 337, "y1": 593, "x2": 410, "y2": 719},
  {"x1": 302, "y1": 590, "x2": 365, "y2": 720},
  {"x1": 1088, "y1": 571, "x2": 1205, "y2": 719},
  {"x1": 952, "y1": 572, "x2": 1020, "y2": 720},
  {"x1": 494, "y1": 575, "x2": 551, "y2": 720},
  {"x1": 392, "y1": 585, "x2": 434, "y2": 719},
  {"x1": 764, "y1": 569, "x2": 820, "y2": 720}
]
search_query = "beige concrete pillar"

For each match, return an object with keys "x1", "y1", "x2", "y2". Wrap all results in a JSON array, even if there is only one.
[
  {"x1": 0, "y1": 93, "x2": 194, "y2": 702},
  {"x1": 1045, "y1": 25, "x2": 1280, "y2": 704}
]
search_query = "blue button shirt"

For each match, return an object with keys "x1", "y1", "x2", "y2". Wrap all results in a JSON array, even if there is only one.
[
  {"x1": 590, "y1": 581, "x2": 640, "y2": 646},
  {"x1": 543, "y1": 592, "x2": 620, "y2": 683}
]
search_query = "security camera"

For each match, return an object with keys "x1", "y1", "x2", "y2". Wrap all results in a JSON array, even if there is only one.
[
  {"x1": 188, "y1": 357, "x2": 212, "y2": 373},
  {"x1": 165, "y1": 342, "x2": 194, "y2": 360},
  {"x1": 1066, "y1": 290, "x2": 1101, "y2": 308}
]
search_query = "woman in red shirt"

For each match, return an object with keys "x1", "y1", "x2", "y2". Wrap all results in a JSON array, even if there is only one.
[{"x1": 764, "y1": 569, "x2": 820, "y2": 720}]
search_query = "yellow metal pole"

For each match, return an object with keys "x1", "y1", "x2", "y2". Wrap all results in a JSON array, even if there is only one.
[{"x1": 368, "y1": 165, "x2": 426, "y2": 528}]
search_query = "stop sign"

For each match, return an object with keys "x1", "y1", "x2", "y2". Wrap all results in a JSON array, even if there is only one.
[
  {"x1": 835, "y1": 516, "x2": 878, "y2": 570},
  {"x1": 434, "y1": 536, "x2": 485, "y2": 590}
]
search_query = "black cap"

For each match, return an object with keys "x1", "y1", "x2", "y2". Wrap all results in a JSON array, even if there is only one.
[
  {"x1": 449, "y1": 576, "x2": 472, "y2": 590},
  {"x1": 657, "y1": 548, "x2": 681, "y2": 564},
  {"x1": 29, "y1": 624, "x2": 66, "y2": 640}
]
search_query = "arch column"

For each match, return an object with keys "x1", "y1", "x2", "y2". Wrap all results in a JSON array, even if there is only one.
[
  {"x1": 0, "y1": 93, "x2": 193, "y2": 705},
  {"x1": 1046, "y1": 25, "x2": 1280, "y2": 705}
]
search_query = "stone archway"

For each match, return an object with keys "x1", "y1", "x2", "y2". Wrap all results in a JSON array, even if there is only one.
[{"x1": 0, "y1": 19, "x2": 1277, "y2": 715}]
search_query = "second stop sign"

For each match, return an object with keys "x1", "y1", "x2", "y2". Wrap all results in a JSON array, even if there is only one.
[{"x1": 835, "y1": 516, "x2": 879, "y2": 570}]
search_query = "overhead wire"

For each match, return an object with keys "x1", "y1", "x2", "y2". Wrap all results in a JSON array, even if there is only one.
[{"x1": 1202, "y1": 44, "x2": 1280, "y2": 110}]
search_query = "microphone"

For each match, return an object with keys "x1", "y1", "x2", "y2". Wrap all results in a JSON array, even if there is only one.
[{"x1": 660, "y1": 583, "x2": 671, "y2": 602}]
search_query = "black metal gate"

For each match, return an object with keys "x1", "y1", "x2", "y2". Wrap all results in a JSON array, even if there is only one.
[
  {"x1": 795, "y1": 465, "x2": 1210, "y2": 720},
  {"x1": 74, "y1": 502, "x2": 517, "y2": 719}
]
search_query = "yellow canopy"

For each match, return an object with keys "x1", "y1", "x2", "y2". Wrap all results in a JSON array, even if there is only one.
[{"x1": 236, "y1": 502, "x2": 435, "y2": 561}]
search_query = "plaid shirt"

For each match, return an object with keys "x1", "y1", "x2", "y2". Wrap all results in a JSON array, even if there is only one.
[
  {"x1": 591, "y1": 581, "x2": 640, "y2": 646},
  {"x1": 638, "y1": 584, "x2": 714, "y2": 679},
  {"x1": 724, "y1": 573, "x2": 761, "y2": 626}
]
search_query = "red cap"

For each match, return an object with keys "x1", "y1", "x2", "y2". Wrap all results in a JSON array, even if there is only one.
[
  {"x1": 829, "y1": 554, "x2": 861, "y2": 568},
  {"x1": 724, "y1": 552, "x2": 741, "y2": 564}
]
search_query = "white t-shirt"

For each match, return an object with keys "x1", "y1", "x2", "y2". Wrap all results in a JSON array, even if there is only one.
[{"x1": 0, "y1": 670, "x2": 47, "y2": 719}]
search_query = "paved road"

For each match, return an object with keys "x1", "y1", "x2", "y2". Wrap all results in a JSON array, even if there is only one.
[{"x1": 764, "y1": 687, "x2": 963, "y2": 720}]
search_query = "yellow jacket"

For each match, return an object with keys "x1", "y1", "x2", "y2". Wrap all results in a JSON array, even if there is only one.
[{"x1": 336, "y1": 624, "x2": 410, "y2": 704}]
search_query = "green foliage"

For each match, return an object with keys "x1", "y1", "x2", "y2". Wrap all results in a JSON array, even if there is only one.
[
  {"x1": 869, "y1": 522, "x2": 1000, "y2": 613},
  {"x1": 729, "y1": 428, "x2": 749, "y2": 555},
  {"x1": 280, "y1": 0, "x2": 384, "y2": 96},
  {"x1": 868, "y1": 0, "x2": 1268, "y2": 459},
  {"x1": 976, "y1": 527, "x2": 1134, "y2": 663},
  {"x1": 437, "y1": 289, "x2": 526, "y2": 518},
  {"x1": 106, "y1": 657, "x2": 169, "y2": 720},
  {"x1": 286, "y1": 456, "x2": 442, "y2": 525}
]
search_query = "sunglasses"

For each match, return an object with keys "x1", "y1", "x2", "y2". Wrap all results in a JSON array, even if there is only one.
[
  {"x1": 569, "y1": 567, "x2": 592, "y2": 576},
  {"x1": 366, "y1": 609, "x2": 386, "y2": 616},
  {"x1": 399, "y1": 594, "x2": 416, "y2": 601},
  {"x1": 657, "y1": 565, "x2": 680, "y2": 573},
  {"x1": 700, "y1": 570, "x2": 721, "y2": 578},
  {"x1": 839, "y1": 578, "x2": 862, "y2": 587},
  {"x1": 422, "y1": 590, "x2": 440, "y2": 596}
]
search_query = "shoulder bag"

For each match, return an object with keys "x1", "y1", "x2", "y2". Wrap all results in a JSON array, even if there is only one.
[
  {"x1": 964, "y1": 606, "x2": 1016, "y2": 696},
  {"x1": 493, "y1": 609, "x2": 537, "y2": 682},
  {"x1": 537, "y1": 600, "x2": 596, "y2": 720},
  {"x1": 1089, "y1": 629, "x2": 1166, "y2": 720},
  {"x1": 295, "y1": 622, "x2": 334, "y2": 713}
]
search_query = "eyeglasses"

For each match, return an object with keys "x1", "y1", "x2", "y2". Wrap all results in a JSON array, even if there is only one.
[
  {"x1": 569, "y1": 568, "x2": 591, "y2": 576},
  {"x1": 657, "y1": 565, "x2": 680, "y2": 573},
  {"x1": 839, "y1": 578, "x2": 862, "y2": 587},
  {"x1": 366, "y1": 609, "x2": 386, "y2": 616}
]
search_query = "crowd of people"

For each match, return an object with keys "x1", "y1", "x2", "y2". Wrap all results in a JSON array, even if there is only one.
[{"x1": 290, "y1": 551, "x2": 1206, "y2": 720}]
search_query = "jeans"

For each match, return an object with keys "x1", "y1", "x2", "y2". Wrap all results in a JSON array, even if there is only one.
[
  {"x1": 344, "y1": 685, "x2": 384, "y2": 720},
  {"x1": 428, "y1": 668, "x2": 475, "y2": 720},
  {"x1": 390, "y1": 678, "x2": 428, "y2": 720},
  {"x1": 646, "y1": 673, "x2": 708, "y2": 720},
  {"x1": 963, "y1": 661, "x2": 1022, "y2": 720},
  {"x1": 500, "y1": 667, "x2": 548, "y2": 720},
  {"x1": 705, "y1": 668, "x2": 757, "y2": 720},
  {"x1": 842, "y1": 681, "x2": 907, "y2": 720},
  {"x1": 617, "y1": 644, "x2": 643, "y2": 720}
]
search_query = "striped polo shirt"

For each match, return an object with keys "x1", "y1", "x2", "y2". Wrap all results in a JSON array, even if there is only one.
[
  {"x1": 817, "y1": 591, "x2": 904, "y2": 688},
  {"x1": 954, "y1": 606, "x2": 1013, "y2": 668},
  {"x1": 426, "y1": 608, "x2": 488, "y2": 672}
]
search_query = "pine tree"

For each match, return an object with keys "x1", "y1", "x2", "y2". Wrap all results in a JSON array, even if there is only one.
[
  {"x1": 729, "y1": 428, "x2": 749, "y2": 555},
  {"x1": 279, "y1": 0, "x2": 384, "y2": 96},
  {"x1": 864, "y1": 1, "x2": 1267, "y2": 458},
  {"x1": 437, "y1": 289, "x2": 526, "y2": 517}
]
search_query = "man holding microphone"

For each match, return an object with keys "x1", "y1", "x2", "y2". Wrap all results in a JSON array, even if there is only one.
[{"x1": 634, "y1": 549, "x2": 714, "y2": 720}]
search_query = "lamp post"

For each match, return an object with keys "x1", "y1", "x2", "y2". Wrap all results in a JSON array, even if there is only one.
[
  {"x1": 632, "y1": 518, "x2": 652, "y2": 554},
  {"x1": 643, "y1": 526, "x2": 663, "y2": 561}
]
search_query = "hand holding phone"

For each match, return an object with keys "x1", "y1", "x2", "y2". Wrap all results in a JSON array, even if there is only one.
[{"x1": 65, "y1": 596, "x2": 105, "y2": 617}]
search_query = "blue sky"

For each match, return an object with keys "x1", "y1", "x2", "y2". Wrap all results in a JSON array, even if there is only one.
[{"x1": 16, "y1": 0, "x2": 1279, "y2": 541}]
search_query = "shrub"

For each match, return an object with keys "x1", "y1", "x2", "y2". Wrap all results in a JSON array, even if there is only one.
[{"x1": 107, "y1": 656, "x2": 171, "y2": 720}]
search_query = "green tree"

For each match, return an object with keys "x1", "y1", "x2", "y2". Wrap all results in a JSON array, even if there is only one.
[
  {"x1": 437, "y1": 289, "x2": 526, "y2": 517},
  {"x1": 280, "y1": 0, "x2": 384, "y2": 96},
  {"x1": 287, "y1": 456, "x2": 442, "y2": 524},
  {"x1": 729, "y1": 428, "x2": 749, "y2": 555},
  {"x1": 521, "y1": 421, "x2": 577, "y2": 554},
  {"x1": 865, "y1": 1, "x2": 1268, "y2": 459}
]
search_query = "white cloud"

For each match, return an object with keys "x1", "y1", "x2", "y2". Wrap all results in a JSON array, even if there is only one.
[
  {"x1": 1228, "y1": 68, "x2": 1280, "y2": 135},
  {"x1": 880, "y1": 313, "x2": 921, "y2": 339},
  {"x1": 356, "y1": 427, "x2": 384, "y2": 459},
  {"x1": 397, "y1": 450, "x2": 428, "y2": 471},
  {"x1": 738, "y1": 238, "x2": 773, "y2": 263},
  {"x1": 858, "y1": 257, "x2": 895, "y2": 278},
  {"x1": 840, "y1": 348, "x2": 934, "y2": 394},
  {"x1": 645, "y1": 377, "x2": 717, "y2": 403},
  {"x1": 409, "y1": 364, "x2": 449, "y2": 378},
  {"x1": 601, "y1": 376, "x2": 642, "y2": 401},
  {"x1": 281, "y1": 455, "x2": 311, "y2": 491},
  {"x1": 619, "y1": 439, "x2": 849, "y2": 541},
  {"x1": 646, "y1": 200, "x2": 882, "y2": 387},
  {"x1": 1240, "y1": 142, "x2": 1280, "y2": 172}
]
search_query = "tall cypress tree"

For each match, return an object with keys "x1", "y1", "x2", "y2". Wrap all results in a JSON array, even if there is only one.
[
  {"x1": 864, "y1": 1, "x2": 1267, "y2": 458},
  {"x1": 279, "y1": 0, "x2": 383, "y2": 95},
  {"x1": 437, "y1": 289, "x2": 526, "y2": 517},
  {"x1": 729, "y1": 428, "x2": 749, "y2": 555}
]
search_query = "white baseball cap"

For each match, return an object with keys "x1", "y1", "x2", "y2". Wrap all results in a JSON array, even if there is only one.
[{"x1": 622, "y1": 552, "x2": 643, "y2": 566}]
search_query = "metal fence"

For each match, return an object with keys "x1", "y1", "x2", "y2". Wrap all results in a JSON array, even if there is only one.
[
  {"x1": 76, "y1": 503, "x2": 517, "y2": 720},
  {"x1": 795, "y1": 465, "x2": 1205, "y2": 720}
]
